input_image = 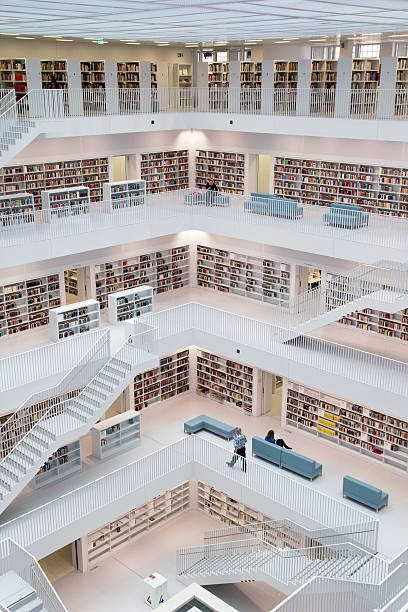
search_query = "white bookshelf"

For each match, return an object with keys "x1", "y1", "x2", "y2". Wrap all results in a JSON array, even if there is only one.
[
  {"x1": 86, "y1": 481, "x2": 189, "y2": 569},
  {"x1": 351, "y1": 58, "x2": 380, "y2": 90},
  {"x1": 34, "y1": 440, "x2": 81, "y2": 488},
  {"x1": 91, "y1": 410, "x2": 141, "y2": 460},
  {"x1": 132, "y1": 349, "x2": 190, "y2": 411},
  {"x1": 311, "y1": 60, "x2": 337, "y2": 89},
  {"x1": 80, "y1": 61, "x2": 105, "y2": 88},
  {"x1": 340, "y1": 307, "x2": 408, "y2": 343},
  {"x1": 103, "y1": 179, "x2": 146, "y2": 211},
  {"x1": 274, "y1": 61, "x2": 298, "y2": 89},
  {"x1": 0, "y1": 193, "x2": 35, "y2": 225},
  {"x1": 197, "y1": 244, "x2": 291, "y2": 306},
  {"x1": 0, "y1": 58, "x2": 27, "y2": 99},
  {"x1": 40, "y1": 60, "x2": 68, "y2": 89},
  {"x1": 108, "y1": 285, "x2": 153, "y2": 324},
  {"x1": 208, "y1": 62, "x2": 228, "y2": 88},
  {"x1": 50, "y1": 299, "x2": 100, "y2": 341},
  {"x1": 41, "y1": 185, "x2": 91, "y2": 219},
  {"x1": 94, "y1": 245, "x2": 189, "y2": 309},
  {"x1": 0, "y1": 273, "x2": 61, "y2": 338},
  {"x1": 285, "y1": 381, "x2": 408, "y2": 472},
  {"x1": 117, "y1": 61, "x2": 139, "y2": 88},
  {"x1": 195, "y1": 150, "x2": 245, "y2": 194},
  {"x1": 140, "y1": 150, "x2": 189, "y2": 194},
  {"x1": 240, "y1": 61, "x2": 262, "y2": 88},
  {"x1": 174, "y1": 64, "x2": 192, "y2": 88}
]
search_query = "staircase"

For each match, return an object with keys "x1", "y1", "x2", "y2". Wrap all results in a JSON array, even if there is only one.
[
  {"x1": 0, "y1": 93, "x2": 39, "y2": 167},
  {"x1": 0, "y1": 329, "x2": 157, "y2": 515}
]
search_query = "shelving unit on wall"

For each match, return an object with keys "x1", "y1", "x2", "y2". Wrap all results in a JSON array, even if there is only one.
[
  {"x1": 102, "y1": 179, "x2": 146, "y2": 211},
  {"x1": 0, "y1": 274, "x2": 61, "y2": 337},
  {"x1": 174, "y1": 64, "x2": 192, "y2": 88},
  {"x1": 94, "y1": 245, "x2": 189, "y2": 309},
  {"x1": 351, "y1": 58, "x2": 380, "y2": 90},
  {"x1": 0, "y1": 59, "x2": 27, "y2": 99},
  {"x1": 86, "y1": 481, "x2": 189, "y2": 569},
  {"x1": 208, "y1": 62, "x2": 228, "y2": 87},
  {"x1": 41, "y1": 185, "x2": 91, "y2": 219},
  {"x1": 91, "y1": 411, "x2": 141, "y2": 460},
  {"x1": 273, "y1": 156, "x2": 408, "y2": 217},
  {"x1": 40, "y1": 60, "x2": 68, "y2": 89},
  {"x1": 274, "y1": 61, "x2": 298, "y2": 89},
  {"x1": 0, "y1": 193, "x2": 35, "y2": 226},
  {"x1": 196, "y1": 244, "x2": 291, "y2": 306},
  {"x1": 131, "y1": 349, "x2": 189, "y2": 411},
  {"x1": 196, "y1": 349, "x2": 256, "y2": 414},
  {"x1": 50, "y1": 299, "x2": 100, "y2": 341},
  {"x1": 151, "y1": 63, "x2": 157, "y2": 87},
  {"x1": 340, "y1": 307, "x2": 408, "y2": 342},
  {"x1": 195, "y1": 150, "x2": 245, "y2": 194},
  {"x1": 108, "y1": 285, "x2": 153, "y2": 324},
  {"x1": 311, "y1": 60, "x2": 337, "y2": 89},
  {"x1": 0, "y1": 157, "x2": 109, "y2": 207},
  {"x1": 34, "y1": 440, "x2": 81, "y2": 489},
  {"x1": 240, "y1": 62, "x2": 262, "y2": 88},
  {"x1": 80, "y1": 61, "x2": 105, "y2": 88},
  {"x1": 64, "y1": 270, "x2": 78, "y2": 297},
  {"x1": 285, "y1": 381, "x2": 408, "y2": 472},
  {"x1": 140, "y1": 150, "x2": 189, "y2": 193},
  {"x1": 117, "y1": 61, "x2": 139, "y2": 88},
  {"x1": 396, "y1": 57, "x2": 408, "y2": 91}
]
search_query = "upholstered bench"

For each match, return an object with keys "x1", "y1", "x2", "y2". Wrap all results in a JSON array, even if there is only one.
[
  {"x1": 280, "y1": 448, "x2": 322, "y2": 480},
  {"x1": 252, "y1": 436, "x2": 282, "y2": 466},
  {"x1": 244, "y1": 192, "x2": 303, "y2": 219},
  {"x1": 184, "y1": 414, "x2": 235, "y2": 440},
  {"x1": 343, "y1": 475, "x2": 388, "y2": 512},
  {"x1": 323, "y1": 203, "x2": 369, "y2": 229}
]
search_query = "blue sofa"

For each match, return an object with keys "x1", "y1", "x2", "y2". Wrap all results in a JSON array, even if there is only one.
[
  {"x1": 343, "y1": 475, "x2": 388, "y2": 512},
  {"x1": 323, "y1": 203, "x2": 369, "y2": 229},
  {"x1": 252, "y1": 436, "x2": 322, "y2": 480},
  {"x1": 184, "y1": 192, "x2": 230, "y2": 207},
  {"x1": 244, "y1": 192, "x2": 303, "y2": 219},
  {"x1": 184, "y1": 414, "x2": 235, "y2": 440}
]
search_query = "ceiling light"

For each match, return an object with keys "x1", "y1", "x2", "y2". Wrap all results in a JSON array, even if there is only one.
[
  {"x1": 120, "y1": 39, "x2": 138, "y2": 42},
  {"x1": 154, "y1": 41, "x2": 169, "y2": 44},
  {"x1": 214, "y1": 41, "x2": 228, "y2": 44},
  {"x1": 285, "y1": 37, "x2": 300, "y2": 40},
  {"x1": 83, "y1": 37, "x2": 98, "y2": 40},
  {"x1": 43, "y1": 35, "x2": 62, "y2": 38},
  {"x1": 157, "y1": 44, "x2": 170, "y2": 46},
  {"x1": 0, "y1": 33, "x2": 19, "y2": 36},
  {"x1": 125, "y1": 42, "x2": 141, "y2": 45},
  {"x1": 57, "y1": 39, "x2": 73, "y2": 42},
  {"x1": 16, "y1": 36, "x2": 35, "y2": 40},
  {"x1": 273, "y1": 41, "x2": 290, "y2": 44},
  {"x1": 309, "y1": 38, "x2": 328, "y2": 42},
  {"x1": 246, "y1": 40, "x2": 263, "y2": 42},
  {"x1": 389, "y1": 34, "x2": 408, "y2": 38}
]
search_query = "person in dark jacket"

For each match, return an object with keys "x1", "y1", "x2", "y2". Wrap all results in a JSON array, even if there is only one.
[
  {"x1": 49, "y1": 74, "x2": 58, "y2": 89},
  {"x1": 205, "y1": 178, "x2": 218, "y2": 205},
  {"x1": 265, "y1": 429, "x2": 292, "y2": 450}
]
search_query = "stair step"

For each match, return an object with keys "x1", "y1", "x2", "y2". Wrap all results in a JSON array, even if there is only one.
[
  {"x1": 71, "y1": 400, "x2": 94, "y2": 416},
  {"x1": 13, "y1": 596, "x2": 45, "y2": 612},
  {"x1": 105, "y1": 364, "x2": 127, "y2": 379},
  {"x1": 20, "y1": 441, "x2": 43, "y2": 457},
  {"x1": 0, "y1": 137, "x2": 15, "y2": 145},
  {"x1": 29, "y1": 433, "x2": 50, "y2": 449},
  {"x1": 36, "y1": 425, "x2": 57, "y2": 441},
  {"x1": 82, "y1": 390, "x2": 106, "y2": 403},
  {"x1": 91, "y1": 379, "x2": 113, "y2": 393},
  {"x1": 0, "y1": 465, "x2": 20, "y2": 482},
  {"x1": 7, "y1": 456, "x2": 30, "y2": 474},
  {"x1": 0, "y1": 476, "x2": 12, "y2": 492},
  {"x1": 65, "y1": 408, "x2": 88, "y2": 423},
  {"x1": 99, "y1": 372, "x2": 120, "y2": 386},
  {"x1": 14, "y1": 448, "x2": 38, "y2": 465},
  {"x1": 111, "y1": 357, "x2": 132, "y2": 372}
]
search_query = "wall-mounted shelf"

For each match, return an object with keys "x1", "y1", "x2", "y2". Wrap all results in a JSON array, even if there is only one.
[
  {"x1": 34, "y1": 440, "x2": 81, "y2": 488},
  {"x1": 117, "y1": 61, "x2": 139, "y2": 88},
  {"x1": 81, "y1": 61, "x2": 105, "y2": 89},
  {"x1": 140, "y1": 150, "x2": 189, "y2": 194},
  {"x1": 103, "y1": 179, "x2": 146, "y2": 211},
  {"x1": 50, "y1": 299, "x2": 100, "y2": 341},
  {"x1": 274, "y1": 61, "x2": 298, "y2": 89},
  {"x1": 195, "y1": 150, "x2": 245, "y2": 194},
  {"x1": 91, "y1": 410, "x2": 141, "y2": 460},
  {"x1": 108, "y1": 285, "x2": 153, "y2": 324},
  {"x1": 40, "y1": 60, "x2": 68, "y2": 89}
]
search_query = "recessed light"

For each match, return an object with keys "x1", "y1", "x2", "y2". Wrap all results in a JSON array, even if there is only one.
[
  {"x1": 309, "y1": 39, "x2": 328, "y2": 42},
  {"x1": 246, "y1": 39, "x2": 263, "y2": 42},
  {"x1": 0, "y1": 33, "x2": 19, "y2": 36},
  {"x1": 154, "y1": 41, "x2": 169, "y2": 44},
  {"x1": 16, "y1": 36, "x2": 35, "y2": 40},
  {"x1": 120, "y1": 39, "x2": 138, "y2": 42},
  {"x1": 57, "y1": 39, "x2": 73, "y2": 42},
  {"x1": 43, "y1": 35, "x2": 62, "y2": 38},
  {"x1": 214, "y1": 41, "x2": 228, "y2": 44},
  {"x1": 388, "y1": 34, "x2": 408, "y2": 38},
  {"x1": 273, "y1": 41, "x2": 290, "y2": 44},
  {"x1": 125, "y1": 42, "x2": 141, "y2": 45}
]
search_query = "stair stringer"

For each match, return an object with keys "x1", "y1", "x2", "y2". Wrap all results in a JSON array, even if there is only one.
[
  {"x1": 0, "y1": 125, "x2": 40, "y2": 168},
  {"x1": 0, "y1": 343, "x2": 158, "y2": 515}
]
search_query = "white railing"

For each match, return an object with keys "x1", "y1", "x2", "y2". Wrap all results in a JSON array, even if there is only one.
[
  {"x1": 0, "y1": 327, "x2": 109, "y2": 393},
  {"x1": 0, "y1": 436, "x2": 376, "y2": 551},
  {"x1": 0, "y1": 89, "x2": 16, "y2": 116},
  {"x1": 0, "y1": 329, "x2": 110, "y2": 459},
  {"x1": 0, "y1": 537, "x2": 67, "y2": 611},
  {"x1": 6, "y1": 86, "x2": 408, "y2": 122}
]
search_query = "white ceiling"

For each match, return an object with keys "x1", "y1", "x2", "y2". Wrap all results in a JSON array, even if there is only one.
[{"x1": 0, "y1": 0, "x2": 408, "y2": 42}]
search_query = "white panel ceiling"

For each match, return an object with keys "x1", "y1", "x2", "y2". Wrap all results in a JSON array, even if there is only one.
[{"x1": 0, "y1": 0, "x2": 407, "y2": 42}]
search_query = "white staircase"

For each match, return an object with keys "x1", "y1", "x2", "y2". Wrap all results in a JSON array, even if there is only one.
[
  {"x1": 0, "y1": 330, "x2": 157, "y2": 515},
  {"x1": 0, "y1": 93, "x2": 39, "y2": 167}
]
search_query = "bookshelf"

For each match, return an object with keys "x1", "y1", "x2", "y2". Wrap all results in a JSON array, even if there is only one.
[
  {"x1": 0, "y1": 193, "x2": 35, "y2": 226},
  {"x1": 108, "y1": 286, "x2": 153, "y2": 324},
  {"x1": 117, "y1": 61, "x2": 139, "y2": 88},
  {"x1": 311, "y1": 60, "x2": 337, "y2": 89},
  {"x1": 94, "y1": 245, "x2": 189, "y2": 309},
  {"x1": 274, "y1": 61, "x2": 298, "y2": 89},
  {"x1": 0, "y1": 59, "x2": 27, "y2": 99},
  {"x1": 50, "y1": 299, "x2": 100, "y2": 341},
  {"x1": 196, "y1": 349, "x2": 254, "y2": 414},
  {"x1": 103, "y1": 179, "x2": 146, "y2": 211},
  {"x1": 140, "y1": 150, "x2": 189, "y2": 193},
  {"x1": 41, "y1": 185, "x2": 90, "y2": 219},
  {"x1": 208, "y1": 62, "x2": 229, "y2": 88},
  {"x1": 34, "y1": 440, "x2": 81, "y2": 488},
  {"x1": 132, "y1": 349, "x2": 189, "y2": 411},
  {"x1": 195, "y1": 150, "x2": 245, "y2": 194},
  {"x1": 285, "y1": 380, "x2": 408, "y2": 472},
  {"x1": 196, "y1": 244, "x2": 291, "y2": 306},
  {"x1": 174, "y1": 64, "x2": 192, "y2": 88},
  {"x1": 91, "y1": 411, "x2": 141, "y2": 460},
  {"x1": 40, "y1": 60, "x2": 67, "y2": 89},
  {"x1": 86, "y1": 481, "x2": 189, "y2": 568},
  {"x1": 273, "y1": 155, "x2": 408, "y2": 217},
  {"x1": 0, "y1": 157, "x2": 109, "y2": 207},
  {"x1": 396, "y1": 57, "x2": 408, "y2": 91},
  {"x1": 64, "y1": 270, "x2": 78, "y2": 297},
  {"x1": 151, "y1": 63, "x2": 157, "y2": 87},
  {"x1": 351, "y1": 58, "x2": 380, "y2": 90},
  {"x1": 80, "y1": 61, "x2": 105, "y2": 88},
  {"x1": 340, "y1": 307, "x2": 408, "y2": 343},
  {"x1": 0, "y1": 274, "x2": 61, "y2": 337},
  {"x1": 240, "y1": 62, "x2": 262, "y2": 88}
]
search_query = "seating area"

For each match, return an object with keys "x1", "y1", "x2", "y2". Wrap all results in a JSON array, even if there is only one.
[
  {"x1": 244, "y1": 192, "x2": 303, "y2": 219},
  {"x1": 184, "y1": 192, "x2": 230, "y2": 207},
  {"x1": 184, "y1": 414, "x2": 235, "y2": 439},
  {"x1": 252, "y1": 436, "x2": 322, "y2": 480},
  {"x1": 343, "y1": 475, "x2": 389, "y2": 512},
  {"x1": 323, "y1": 203, "x2": 369, "y2": 229}
]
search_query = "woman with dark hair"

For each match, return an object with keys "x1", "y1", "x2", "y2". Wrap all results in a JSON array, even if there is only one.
[{"x1": 265, "y1": 429, "x2": 292, "y2": 450}]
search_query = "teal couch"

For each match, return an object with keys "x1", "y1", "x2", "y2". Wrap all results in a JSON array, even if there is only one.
[
  {"x1": 343, "y1": 475, "x2": 388, "y2": 511},
  {"x1": 184, "y1": 414, "x2": 235, "y2": 440},
  {"x1": 244, "y1": 192, "x2": 303, "y2": 219},
  {"x1": 323, "y1": 203, "x2": 369, "y2": 229},
  {"x1": 252, "y1": 436, "x2": 322, "y2": 480}
]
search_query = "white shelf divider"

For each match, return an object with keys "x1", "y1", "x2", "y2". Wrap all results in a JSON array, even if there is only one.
[
  {"x1": 34, "y1": 440, "x2": 81, "y2": 489},
  {"x1": 41, "y1": 185, "x2": 91, "y2": 220},
  {"x1": 103, "y1": 179, "x2": 146, "y2": 211},
  {"x1": 49, "y1": 299, "x2": 100, "y2": 341},
  {"x1": 108, "y1": 285, "x2": 153, "y2": 325},
  {"x1": 91, "y1": 410, "x2": 141, "y2": 460}
]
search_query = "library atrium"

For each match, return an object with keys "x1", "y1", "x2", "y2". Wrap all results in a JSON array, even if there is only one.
[{"x1": 1, "y1": 1, "x2": 408, "y2": 611}]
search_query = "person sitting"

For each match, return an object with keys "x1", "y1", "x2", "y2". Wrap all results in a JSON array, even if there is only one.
[{"x1": 265, "y1": 429, "x2": 292, "y2": 450}]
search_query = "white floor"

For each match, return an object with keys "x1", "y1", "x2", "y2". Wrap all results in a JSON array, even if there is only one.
[{"x1": 52, "y1": 510, "x2": 286, "y2": 612}]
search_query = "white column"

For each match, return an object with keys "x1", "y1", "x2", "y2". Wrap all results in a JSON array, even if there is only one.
[
  {"x1": 289, "y1": 264, "x2": 299, "y2": 299},
  {"x1": 67, "y1": 60, "x2": 83, "y2": 116},
  {"x1": 87, "y1": 264, "x2": 96, "y2": 299},
  {"x1": 252, "y1": 368, "x2": 264, "y2": 417},
  {"x1": 59, "y1": 270, "x2": 66, "y2": 305},
  {"x1": 189, "y1": 347, "x2": 197, "y2": 393},
  {"x1": 197, "y1": 63, "x2": 209, "y2": 112},
  {"x1": 105, "y1": 60, "x2": 119, "y2": 114},
  {"x1": 74, "y1": 537, "x2": 88, "y2": 573},
  {"x1": 26, "y1": 58, "x2": 42, "y2": 116},
  {"x1": 378, "y1": 56, "x2": 397, "y2": 119},
  {"x1": 140, "y1": 61, "x2": 151, "y2": 113},
  {"x1": 261, "y1": 59, "x2": 274, "y2": 114},
  {"x1": 296, "y1": 59, "x2": 311, "y2": 116},
  {"x1": 281, "y1": 377, "x2": 288, "y2": 429},
  {"x1": 335, "y1": 58, "x2": 352, "y2": 118},
  {"x1": 228, "y1": 60, "x2": 240, "y2": 112}
]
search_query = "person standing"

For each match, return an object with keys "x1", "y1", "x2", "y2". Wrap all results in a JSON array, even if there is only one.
[
  {"x1": 205, "y1": 178, "x2": 218, "y2": 205},
  {"x1": 226, "y1": 426, "x2": 247, "y2": 471}
]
